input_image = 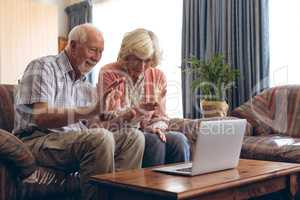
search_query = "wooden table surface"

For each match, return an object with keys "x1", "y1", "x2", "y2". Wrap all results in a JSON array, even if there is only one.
[{"x1": 91, "y1": 159, "x2": 300, "y2": 200}]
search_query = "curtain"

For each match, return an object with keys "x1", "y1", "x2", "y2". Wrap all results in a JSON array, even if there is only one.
[
  {"x1": 65, "y1": 0, "x2": 92, "y2": 32},
  {"x1": 181, "y1": 0, "x2": 269, "y2": 119},
  {"x1": 65, "y1": 0, "x2": 94, "y2": 83}
]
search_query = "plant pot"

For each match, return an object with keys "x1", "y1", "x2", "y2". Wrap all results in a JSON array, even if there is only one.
[{"x1": 200, "y1": 100, "x2": 229, "y2": 118}]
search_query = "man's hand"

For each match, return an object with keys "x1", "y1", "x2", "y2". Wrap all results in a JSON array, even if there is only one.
[
  {"x1": 119, "y1": 108, "x2": 136, "y2": 122},
  {"x1": 99, "y1": 112, "x2": 117, "y2": 121}
]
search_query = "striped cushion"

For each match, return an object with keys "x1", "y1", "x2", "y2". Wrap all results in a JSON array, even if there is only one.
[
  {"x1": 0, "y1": 85, "x2": 15, "y2": 132},
  {"x1": 232, "y1": 85, "x2": 300, "y2": 138}
]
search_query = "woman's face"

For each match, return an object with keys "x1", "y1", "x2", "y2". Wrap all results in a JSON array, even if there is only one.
[{"x1": 126, "y1": 55, "x2": 152, "y2": 80}]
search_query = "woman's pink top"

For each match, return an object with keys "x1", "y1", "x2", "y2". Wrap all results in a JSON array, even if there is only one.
[{"x1": 97, "y1": 62, "x2": 168, "y2": 128}]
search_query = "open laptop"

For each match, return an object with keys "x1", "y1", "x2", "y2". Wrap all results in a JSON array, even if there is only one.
[{"x1": 153, "y1": 119, "x2": 247, "y2": 176}]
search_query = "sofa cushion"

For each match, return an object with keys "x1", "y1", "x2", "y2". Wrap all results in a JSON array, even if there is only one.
[
  {"x1": 232, "y1": 85, "x2": 300, "y2": 138},
  {"x1": 0, "y1": 84, "x2": 15, "y2": 132},
  {"x1": 241, "y1": 135, "x2": 300, "y2": 163},
  {"x1": 0, "y1": 129, "x2": 36, "y2": 179}
]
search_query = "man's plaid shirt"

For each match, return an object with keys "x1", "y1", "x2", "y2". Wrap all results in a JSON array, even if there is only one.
[{"x1": 13, "y1": 51, "x2": 97, "y2": 135}]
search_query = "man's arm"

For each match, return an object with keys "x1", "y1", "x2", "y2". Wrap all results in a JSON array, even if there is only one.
[
  {"x1": 32, "y1": 102, "x2": 99, "y2": 129},
  {"x1": 32, "y1": 78, "x2": 125, "y2": 129},
  {"x1": 87, "y1": 102, "x2": 159, "y2": 130}
]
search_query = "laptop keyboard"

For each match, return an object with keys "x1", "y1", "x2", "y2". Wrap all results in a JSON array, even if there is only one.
[{"x1": 176, "y1": 167, "x2": 192, "y2": 172}]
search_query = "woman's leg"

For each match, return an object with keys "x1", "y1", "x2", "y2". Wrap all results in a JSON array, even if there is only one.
[
  {"x1": 142, "y1": 132, "x2": 166, "y2": 167},
  {"x1": 165, "y1": 131, "x2": 190, "y2": 164}
]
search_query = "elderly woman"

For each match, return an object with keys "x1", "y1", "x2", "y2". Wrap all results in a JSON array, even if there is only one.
[{"x1": 97, "y1": 28, "x2": 190, "y2": 167}]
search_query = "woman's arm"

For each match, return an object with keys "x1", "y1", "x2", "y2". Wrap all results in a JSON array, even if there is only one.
[
  {"x1": 97, "y1": 66, "x2": 123, "y2": 111},
  {"x1": 144, "y1": 68, "x2": 168, "y2": 119}
]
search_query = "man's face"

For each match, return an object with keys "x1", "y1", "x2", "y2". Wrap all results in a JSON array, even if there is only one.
[
  {"x1": 71, "y1": 32, "x2": 104, "y2": 76},
  {"x1": 126, "y1": 55, "x2": 152, "y2": 80}
]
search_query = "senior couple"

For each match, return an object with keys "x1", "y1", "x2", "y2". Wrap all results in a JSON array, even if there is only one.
[{"x1": 13, "y1": 24, "x2": 190, "y2": 200}]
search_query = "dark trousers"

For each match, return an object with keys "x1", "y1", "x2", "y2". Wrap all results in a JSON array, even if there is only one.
[{"x1": 142, "y1": 131, "x2": 190, "y2": 167}]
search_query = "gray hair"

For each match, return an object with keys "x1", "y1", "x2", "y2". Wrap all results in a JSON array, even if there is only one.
[
  {"x1": 117, "y1": 28, "x2": 161, "y2": 67},
  {"x1": 67, "y1": 23, "x2": 101, "y2": 45}
]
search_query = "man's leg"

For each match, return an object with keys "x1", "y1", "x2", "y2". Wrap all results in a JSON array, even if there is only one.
[
  {"x1": 165, "y1": 131, "x2": 190, "y2": 164},
  {"x1": 142, "y1": 132, "x2": 166, "y2": 167},
  {"x1": 113, "y1": 128, "x2": 145, "y2": 170},
  {"x1": 24, "y1": 128, "x2": 115, "y2": 200}
]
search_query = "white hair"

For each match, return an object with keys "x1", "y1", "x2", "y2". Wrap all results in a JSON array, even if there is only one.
[
  {"x1": 67, "y1": 23, "x2": 101, "y2": 45},
  {"x1": 117, "y1": 28, "x2": 161, "y2": 67}
]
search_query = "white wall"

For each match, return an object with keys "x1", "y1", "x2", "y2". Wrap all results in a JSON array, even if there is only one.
[
  {"x1": 57, "y1": 0, "x2": 69, "y2": 37},
  {"x1": 0, "y1": 0, "x2": 89, "y2": 84},
  {"x1": 93, "y1": 0, "x2": 183, "y2": 117},
  {"x1": 269, "y1": 0, "x2": 300, "y2": 86},
  {"x1": 0, "y1": 0, "x2": 58, "y2": 84}
]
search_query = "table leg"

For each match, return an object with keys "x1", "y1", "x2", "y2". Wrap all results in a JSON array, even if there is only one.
[{"x1": 288, "y1": 174, "x2": 299, "y2": 200}]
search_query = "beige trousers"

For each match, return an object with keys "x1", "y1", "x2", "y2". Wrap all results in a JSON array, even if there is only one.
[{"x1": 24, "y1": 127, "x2": 145, "y2": 200}]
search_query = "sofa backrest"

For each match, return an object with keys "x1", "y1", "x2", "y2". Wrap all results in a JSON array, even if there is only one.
[
  {"x1": 0, "y1": 85, "x2": 15, "y2": 132},
  {"x1": 232, "y1": 85, "x2": 300, "y2": 138}
]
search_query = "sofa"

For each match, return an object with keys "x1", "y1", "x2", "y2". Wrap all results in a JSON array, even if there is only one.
[
  {"x1": 0, "y1": 83, "x2": 241, "y2": 199},
  {"x1": 232, "y1": 85, "x2": 300, "y2": 163},
  {"x1": 0, "y1": 84, "x2": 80, "y2": 200},
  {"x1": 169, "y1": 85, "x2": 300, "y2": 165},
  {"x1": 2, "y1": 82, "x2": 299, "y2": 199}
]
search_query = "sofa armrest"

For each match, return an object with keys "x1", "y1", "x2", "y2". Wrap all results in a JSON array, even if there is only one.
[
  {"x1": 0, "y1": 163, "x2": 6, "y2": 200},
  {"x1": 0, "y1": 129, "x2": 36, "y2": 179},
  {"x1": 0, "y1": 162, "x2": 17, "y2": 200}
]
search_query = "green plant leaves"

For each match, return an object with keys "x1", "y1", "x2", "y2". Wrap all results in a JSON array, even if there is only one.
[{"x1": 186, "y1": 53, "x2": 240, "y2": 101}]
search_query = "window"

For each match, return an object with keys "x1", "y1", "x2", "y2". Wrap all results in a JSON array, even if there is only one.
[
  {"x1": 269, "y1": 0, "x2": 300, "y2": 86},
  {"x1": 93, "y1": 0, "x2": 183, "y2": 117}
]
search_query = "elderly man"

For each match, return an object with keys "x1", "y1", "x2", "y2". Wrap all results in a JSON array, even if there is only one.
[{"x1": 13, "y1": 24, "x2": 148, "y2": 200}]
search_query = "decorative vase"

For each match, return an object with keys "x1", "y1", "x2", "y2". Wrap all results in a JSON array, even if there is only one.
[{"x1": 200, "y1": 100, "x2": 229, "y2": 118}]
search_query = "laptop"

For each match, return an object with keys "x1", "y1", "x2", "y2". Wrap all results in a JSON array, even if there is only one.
[{"x1": 153, "y1": 119, "x2": 247, "y2": 176}]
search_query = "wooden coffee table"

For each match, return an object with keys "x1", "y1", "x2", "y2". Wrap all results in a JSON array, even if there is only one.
[{"x1": 90, "y1": 159, "x2": 300, "y2": 200}]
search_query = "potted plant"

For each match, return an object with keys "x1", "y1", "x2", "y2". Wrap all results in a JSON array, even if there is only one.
[{"x1": 186, "y1": 53, "x2": 240, "y2": 117}]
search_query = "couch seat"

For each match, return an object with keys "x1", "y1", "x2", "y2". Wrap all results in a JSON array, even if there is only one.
[{"x1": 242, "y1": 135, "x2": 300, "y2": 163}]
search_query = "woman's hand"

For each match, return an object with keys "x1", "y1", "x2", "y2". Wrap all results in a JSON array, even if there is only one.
[
  {"x1": 105, "y1": 89, "x2": 122, "y2": 110},
  {"x1": 135, "y1": 102, "x2": 158, "y2": 112},
  {"x1": 103, "y1": 78, "x2": 125, "y2": 111},
  {"x1": 144, "y1": 127, "x2": 167, "y2": 143},
  {"x1": 132, "y1": 102, "x2": 158, "y2": 122}
]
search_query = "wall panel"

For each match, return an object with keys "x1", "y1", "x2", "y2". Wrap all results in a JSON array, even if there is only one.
[{"x1": 0, "y1": 0, "x2": 58, "y2": 84}]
